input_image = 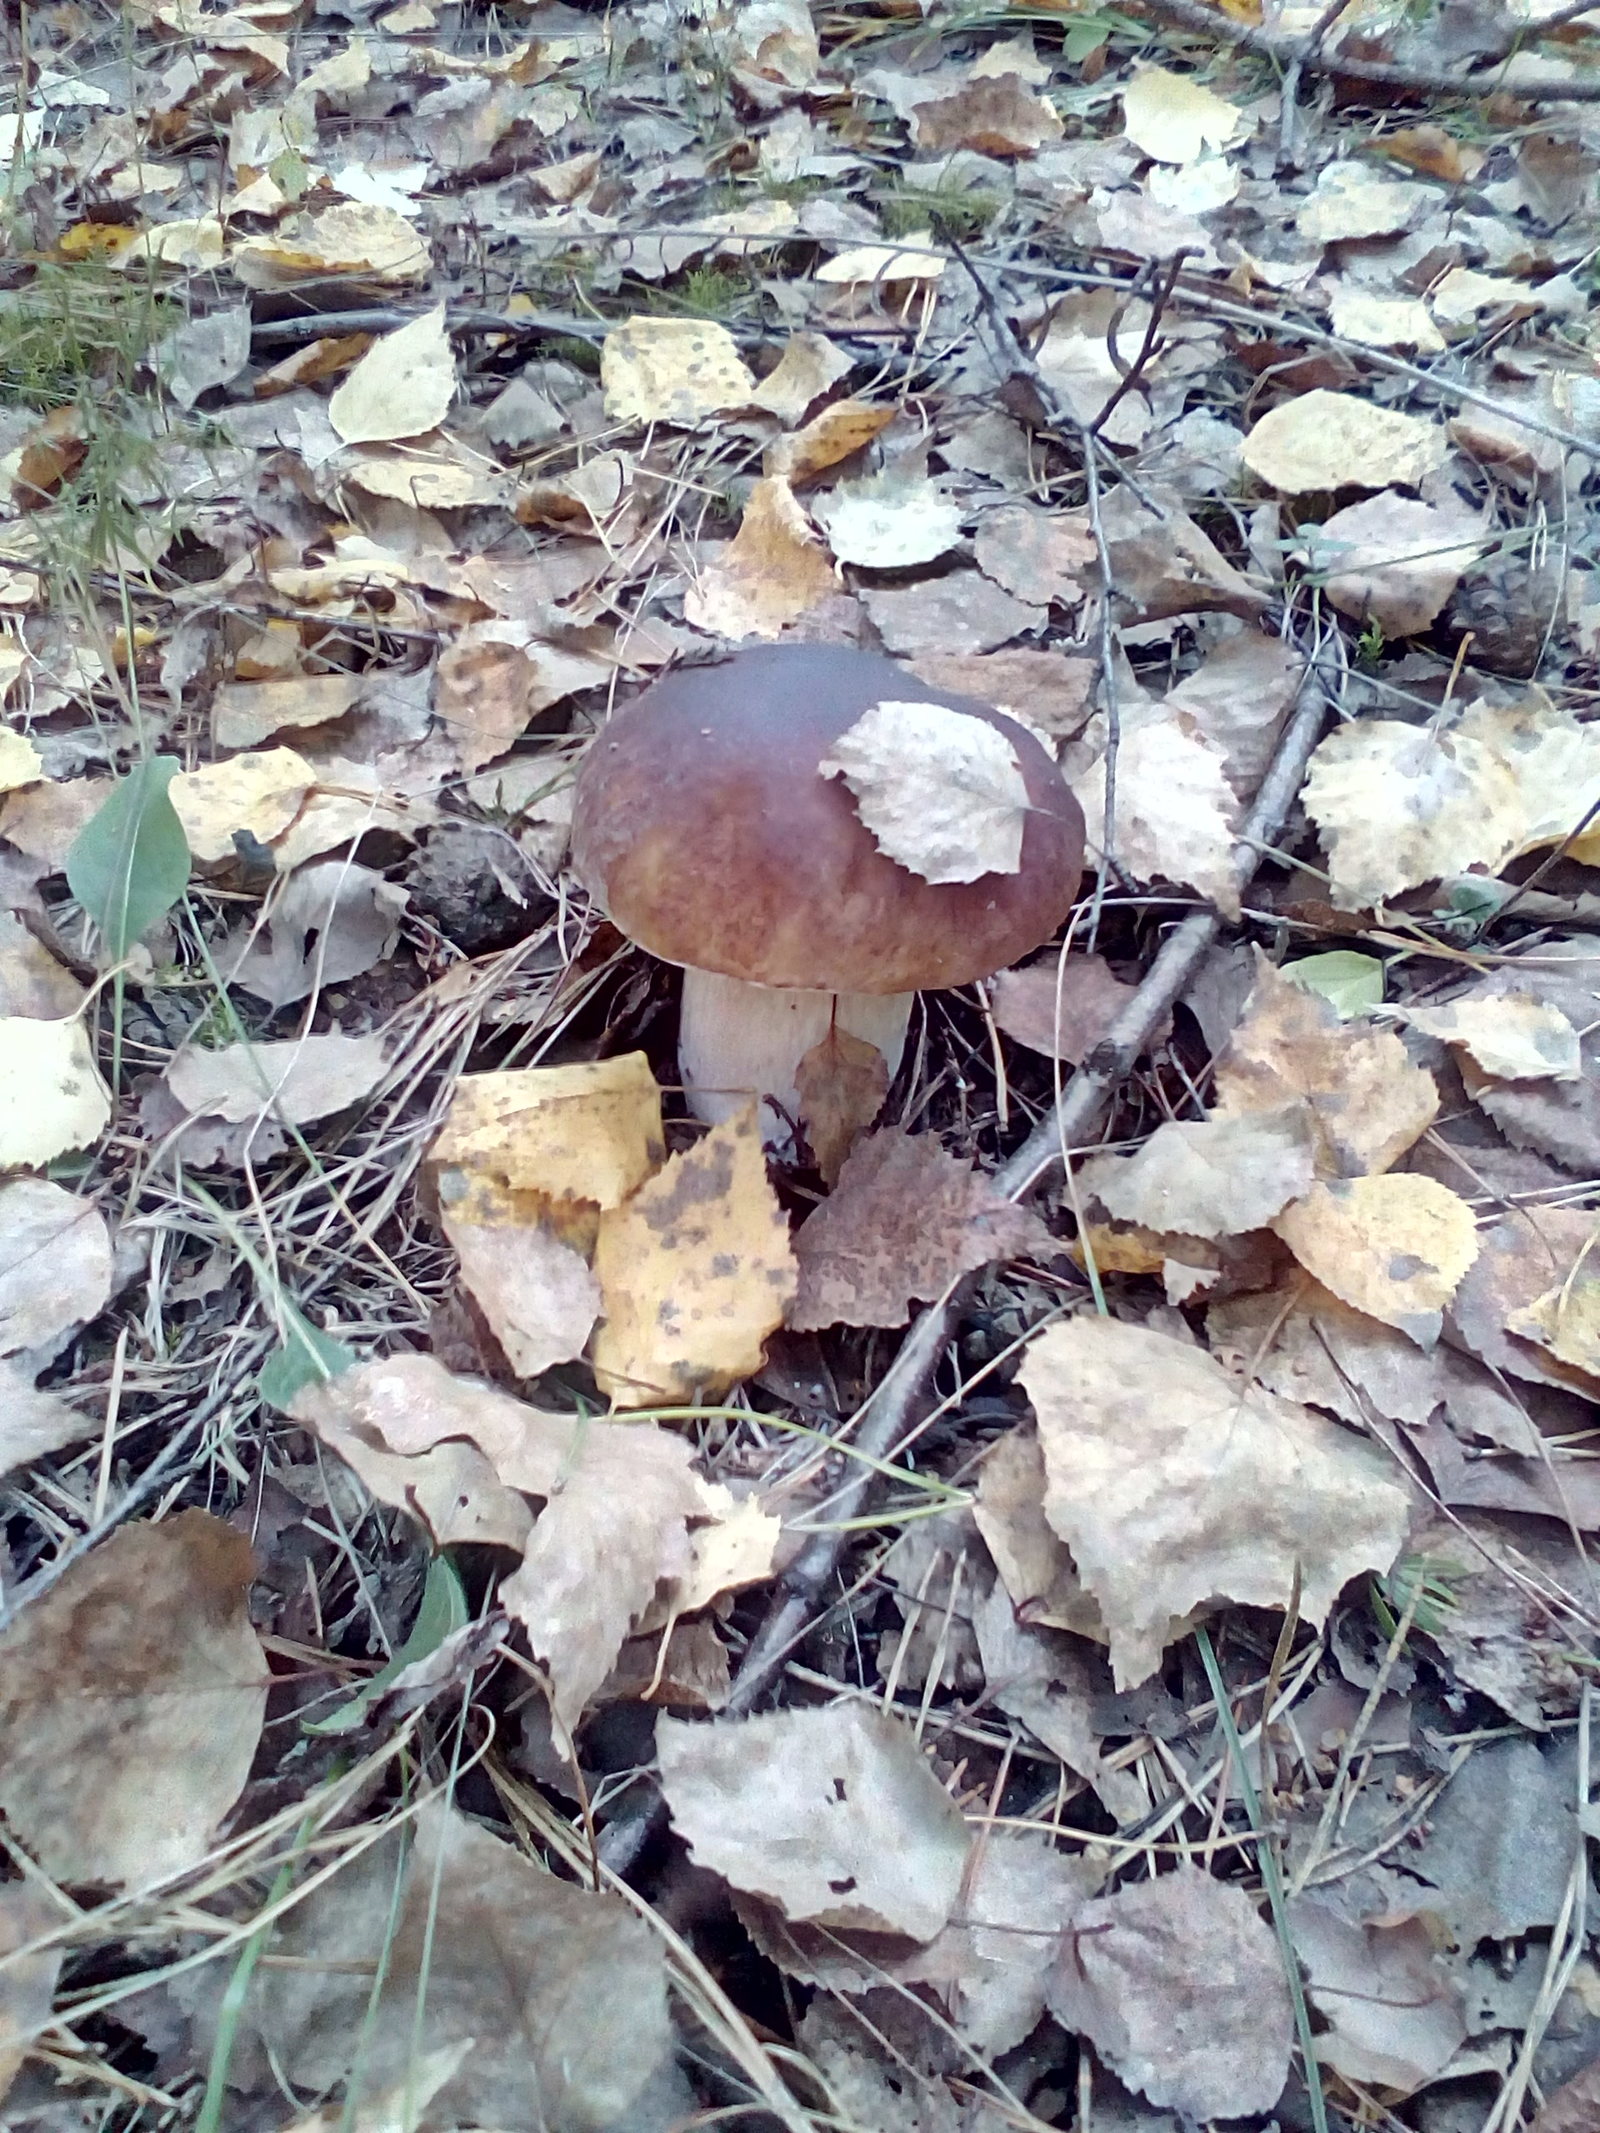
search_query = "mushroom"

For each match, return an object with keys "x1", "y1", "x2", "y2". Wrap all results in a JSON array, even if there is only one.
[{"x1": 571, "y1": 643, "x2": 1085, "y2": 1147}]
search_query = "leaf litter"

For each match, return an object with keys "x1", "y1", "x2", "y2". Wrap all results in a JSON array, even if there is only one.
[{"x1": 4, "y1": 0, "x2": 1600, "y2": 2125}]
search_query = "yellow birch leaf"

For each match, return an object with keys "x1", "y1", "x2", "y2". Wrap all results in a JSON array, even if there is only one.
[{"x1": 1272, "y1": 1174, "x2": 1479, "y2": 1346}]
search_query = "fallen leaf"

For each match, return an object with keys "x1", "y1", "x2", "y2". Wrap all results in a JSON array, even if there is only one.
[
  {"x1": 973, "y1": 505, "x2": 1093, "y2": 608},
  {"x1": 1099, "y1": 485, "x2": 1268, "y2": 622},
  {"x1": 0, "y1": 1016, "x2": 111, "y2": 1165},
  {"x1": 1079, "y1": 1103, "x2": 1315, "y2": 1238},
  {"x1": 601, "y1": 315, "x2": 756, "y2": 427},
  {"x1": 1046, "y1": 1867, "x2": 1292, "y2": 2120},
  {"x1": 1120, "y1": 65, "x2": 1242, "y2": 164},
  {"x1": 1161, "y1": 629, "x2": 1300, "y2": 796},
  {"x1": 658, "y1": 1703, "x2": 970, "y2": 1939},
  {"x1": 862, "y1": 570, "x2": 1044, "y2": 657},
  {"x1": 166, "y1": 1031, "x2": 388, "y2": 1127},
  {"x1": 169, "y1": 747, "x2": 315, "y2": 864},
  {"x1": 1407, "y1": 991, "x2": 1582, "y2": 1082},
  {"x1": 0, "y1": 1360, "x2": 95, "y2": 1478},
  {"x1": 231, "y1": 861, "x2": 407, "y2": 1008},
  {"x1": 434, "y1": 633, "x2": 538, "y2": 774},
  {"x1": 1449, "y1": 1209, "x2": 1600, "y2": 1394},
  {"x1": 0, "y1": 1881, "x2": 63, "y2": 2100},
  {"x1": 153, "y1": 301, "x2": 251, "y2": 409},
  {"x1": 327, "y1": 307, "x2": 456, "y2": 445},
  {"x1": 1303, "y1": 716, "x2": 1526, "y2": 910},
  {"x1": 1071, "y1": 707, "x2": 1240, "y2": 915},
  {"x1": 683, "y1": 474, "x2": 838, "y2": 639},
  {"x1": 815, "y1": 236, "x2": 945, "y2": 285},
  {"x1": 769, "y1": 396, "x2": 897, "y2": 484},
  {"x1": 750, "y1": 331, "x2": 854, "y2": 423},
  {"x1": 910, "y1": 72, "x2": 1063, "y2": 156},
  {"x1": 976, "y1": 1426, "x2": 1114, "y2": 1639},
  {"x1": 0, "y1": 729, "x2": 41, "y2": 794},
  {"x1": 815, "y1": 476, "x2": 964, "y2": 570},
  {"x1": 820, "y1": 699, "x2": 1031, "y2": 883},
  {"x1": 1213, "y1": 952, "x2": 1439, "y2": 1175},
  {"x1": 591, "y1": 1106, "x2": 797, "y2": 1406},
  {"x1": 293, "y1": 1353, "x2": 705, "y2": 1720},
  {"x1": 1509, "y1": 1276, "x2": 1600, "y2": 1379},
  {"x1": 0, "y1": 1177, "x2": 113, "y2": 1356},
  {"x1": 1289, "y1": 1898, "x2": 1466, "y2": 2093},
  {"x1": 1272, "y1": 1173, "x2": 1479, "y2": 1345},
  {"x1": 430, "y1": 1053, "x2": 665, "y2": 1212},
  {"x1": 790, "y1": 1127, "x2": 1055, "y2": 1331},
  {"x1": 442, "y1": 1211, "x2": 601, "y2": 1378},
  {"x1": 1297, "y1": 159, "x2": 1429, "y2": 243},
  {"x1": 991, "y1": 952, "x2": 1167, "y2": 1064},
  {"x1": 1304, "y1": 493, "x2": 1486, "y2": 637},
  {"x1": 909, "y1": 649, "x2": 1096, "y2": 741},
  {"x1": 232, "y1": 202, "x2": 431, "y2": 287},
  {"x1": 1241, "y1": 391, "x2": 1448, "y2": 494},
  {"x1": 1021, "y1": 1313, "x2": 1411, "y2": 1686},
  {"x1": 0, "y1": 1511, "x2": 266, "y2": 1888},
  {"x1": 0, "y1": 911, "x2": 84, "y2": 1019},
  {"x1": 1327, "y1": 288, "x2": 1446, "y2": 353},
  {"x1": 794, "y1": 1023, "x2": 889, "y2": 1184},
  {"x1": 232, "y1": 1798, "x2": 671, "y2": 2132},
  {"x1": 211, "y1": 672, "x2": 364, "y2": 751}
]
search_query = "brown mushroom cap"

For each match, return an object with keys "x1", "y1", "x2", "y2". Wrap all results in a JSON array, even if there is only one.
[{"x1": 571, "y1": 644, "x2": 1086, "y2": 995}]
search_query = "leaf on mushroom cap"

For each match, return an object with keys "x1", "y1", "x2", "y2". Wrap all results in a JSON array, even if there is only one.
[
  {"x1": 820, "y1": 699, "x2": 1032, "y2": 883},
  {"x1": 570, "y1": 645, "x2": 1085, "y2": 995}
]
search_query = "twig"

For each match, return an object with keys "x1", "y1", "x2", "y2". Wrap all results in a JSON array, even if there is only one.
[{"x1": 1136, "y1": 0, "x2": 1600, "y2": 100}]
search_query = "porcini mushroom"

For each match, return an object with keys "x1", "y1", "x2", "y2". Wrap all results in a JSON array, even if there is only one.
[{"x1": 571, "y1": 644, "x2": 1085, "y2": 1146}]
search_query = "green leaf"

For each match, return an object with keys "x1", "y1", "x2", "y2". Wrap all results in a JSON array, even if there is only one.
[
  {"x1": 303, "y1": 1555, "x2": 469, "y2": 1736},
  {"x1": 1281, "y1": 950, "x2": 1384, "y2": 1019},
  {"x1": 257, "y1": 1301, "x2": 355, "y2": 1413},
  {"x1": 65, "y1": 755, "x2": 189, "y2": 960}
]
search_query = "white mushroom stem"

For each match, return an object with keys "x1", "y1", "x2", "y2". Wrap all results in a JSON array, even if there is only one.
[{"x1": 677, "y1": 967, "x2": 913, "y2": 1149}]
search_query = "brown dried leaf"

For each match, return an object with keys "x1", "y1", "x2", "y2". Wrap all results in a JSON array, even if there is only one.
[
  {"x1": 591, "y1": 1107, "x2": 796, "y2": 1406},
  {"x1": 0, "y1": 1882, "x2": 64, "y2": 2101},
  {"x1": 211, "y1": 673, "x2": 364, "y2": 750},
  {"x1": 1022, "y1": 1315, "x2": 1410, "y2": 1686},
  {"x1": 910, "y1": 72, "x2": 1063, "y2": 156},
  {"x1": 908, "y1": 648, "x2": 1096, "y2": 741},
  {"x1": 1079, "y1": 1103, "x2": 1314, "y2": 1239},
  {"x1": 790, "y1": 1127, "x2": 1055, "y2": 1331},
  {"x1": 974, "y1": 1427, "x2": 1107, "y2": 1639},
  {"x1": 434, "y1": 634, "x2": 536, "y2": 774},
  {"x1": 1289, "y1": 1899, "x2": 1465, "y2": 2093},
  {"x1": 683, "y1": 475, "x2": 838, "y2": 640},
  {"x1": 991, "y1": 952, "x2": 1164, "y2": 1065},
  {"x1": 0, "y1": 1511, "x2": 266, "y2": 1888},
  {"x1": 0, "y1": 1360, "x2": 95, "y2": 1480},
  {"x1": 658, "y1": 1703, "x2": 970, "y2": 1938},
  {"x1": 1272, "y1": 1174, "x2": 1479, "y2": 1346},
  {"x1": 1530, "y1": 2058, "x2": 1600, "y2": 2133},
  {"x1": 165, "y1": 1032, "x2": 388, "y2": 1128},
  {"x1": 862, "y1": 571, "x2": 1045, "y2": 658},
  {"x1": 767, "y1": 397, "x2": 896, "y2": 484},
  {"x1": 973, "y1": 505, "x2": 1093, "y2": 606},
  {"x1": 169, "y1": 748, "x2": 315, "y2": 865},
  {"x1": 795, "y1": 1023, "x2": 889, "y2": 1184},
  {"x1": 1071, "y1": 708, "x2": 1240, "y2": 915},
  {"x1": 1212, "y1": 952, "x2": 1439, "y2": 1176},
  {"x1": 1306, "y1": 492, "x2": 1486, "y2": 639},
  {"x1": 233, "y1": 1798, "x2": 671, "y2": 2133},
  {"x1": 231, "y1": 862, "x2": 407, "y2": 1008},
  {"x1": 1047, "y1": 1867, "x2": 1291, "y2": 2120}
]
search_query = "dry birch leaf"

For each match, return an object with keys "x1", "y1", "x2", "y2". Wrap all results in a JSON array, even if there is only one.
[
  {"x1": 1212, "y1": 952, "x2": 1439, "y2": 1176},
  {"x1": 0, "y1": 1361, "x2": 96, "y2": 1479},
  {"x1": 1272, "y1": 1173, "x2": 1480, "y2": 1345},
  {"x1": 590, "y1": 1106, "x2": 796, "y2": 1406},
  {"x1": 991, "y1": 952, "x2": 1163, "y2": 1064},
  {"x1": 1022, "y1": 1314, "x2": 1410, "y2": 1687},
  {"x1": 232, "y1": 862, "x2": 407, "y2": 1008},
  {"x1": 0, "y1": 1177, "x2": 112, "y2": 1356},
  {"x1": 683, "y1": 475, "x2": 838, "y2": 640},
  {"x1": 1406, "y1": 992, "x2": 1582, "y2": 1082},
  {"x1": 767, "y1": 398, "x2": 897, "y2": 484},
  {"x1": 815, "y1": 479, "x2": 964, "y2": 570},
  {"x1": 657, "y1": 1703, "x2": 970, "y2": 1939},
  {"x1": 1241, "y1": 391, "x2": 1448, "y2": 494},
  {"x1": 0, "y1": 1511, "x2": 266, "y2": 1889},
  {"x1": 910, "y1": 72, "x2": 1063, "y2": 156},
  {"x1": 431, "y1": 1053, "x2": 665, "y2": 1210},
  {"x1": 169, "y1": 748, "x2": 315, "y2": 863},
  {"x1": 790, "y1": 1127, "x2": 1055, "y2": 1330},
  {"x1": 328, "y1": 306, "x2": 456, "y2": 444},
  {"x1": 1120, "y1": 65, "x2": 1242, "y2": 163},
  {"x1": 820, "y1": 700, "x2": 1030, "y2": 883},
  {"x1": 1046, "y1": 1866, "x2": 1292, "y2": 2120},
  {"x1": 166, "y1": 1032, "x2": 387, "y2": 1127},
  {"x1": 211, "y1": 673, "x2": 364, "y2": 751},
  {"x1": 1071, "y1": 709, "x2": 1239, "y2": 915},
  {"x1": 1079, "y1": 1103, "x2": 1314, "y2": 1239},
  {"x1": 292, "y1": 1354, "x2": 704, "y2": 1720},
  {"x1": 0, "y1": 1019, "x2": 111, "y2": 1167},
  {"x1": 442, "y1": 1210, "x2": 601, "y2": 1378},
  {"x1": 433, "y1": 635, "x2": 537, "y2": 774},
  {"x1": 1305, "y1": 493, "x2": 1486, "y2": 638},
  {"x1": 601, "y1": 315, "x2": 756, "y2": 427},
  {"x1": 794, "y1": 1023, "x2": 890, "y2": 1184}
]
